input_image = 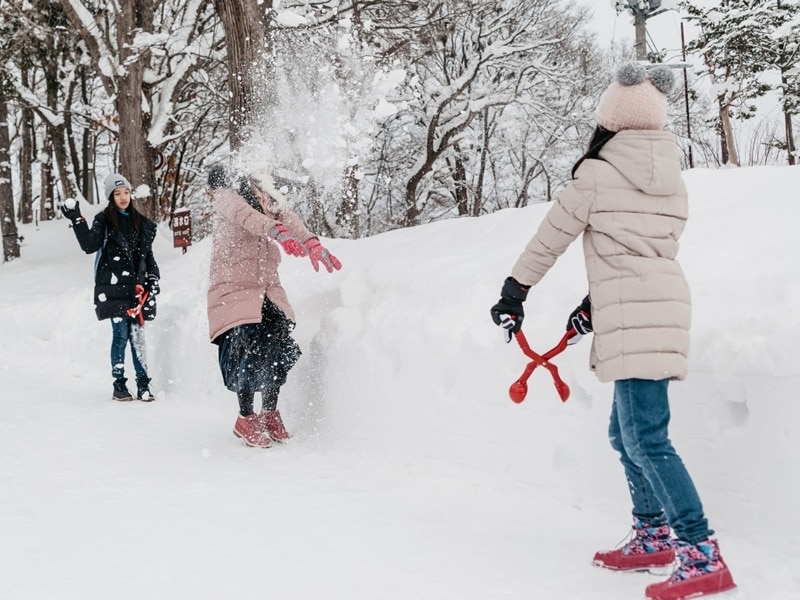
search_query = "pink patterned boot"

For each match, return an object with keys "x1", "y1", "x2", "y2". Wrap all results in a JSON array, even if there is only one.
[
  {"x1": 645, "y1": 539, "x2": 736, "y2": 600},
  {"x1": 593, "y1": 518, "x2": 675, "y2": 572}
]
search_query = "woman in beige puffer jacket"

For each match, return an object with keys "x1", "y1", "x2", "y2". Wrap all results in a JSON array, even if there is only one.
[
  {"x1": 510, "y1": 125, "x2": 691, "y2": 383},
  {"x1": 490, "y1": 64, "x2": 735, "y2": 600}
]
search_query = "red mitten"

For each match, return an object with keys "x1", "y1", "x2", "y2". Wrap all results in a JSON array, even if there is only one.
[
  {"x1": 268, "y1": 224, "x2": 307, "y2": 257},
  {"x1": 305, "y1": 238, "x2": 342, "y2": 273}
]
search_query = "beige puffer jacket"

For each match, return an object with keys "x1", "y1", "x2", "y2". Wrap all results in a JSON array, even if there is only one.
[
  {"x1": 207, "y1": 187, "x2": 315, "y2": 342},
  {"x1": 510, "y1": 130, "x2": 690, "y2": 383}
]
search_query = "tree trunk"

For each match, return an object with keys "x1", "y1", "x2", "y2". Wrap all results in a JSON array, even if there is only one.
[
  {"x1": 42, "y1": 29, "x2": 81, "y2": 205},
  {"x1": 785, "y1": 110, "x2": 796, "y2": 166},
  {"x1": 80, "y1": 69, "x2": 95, "y2": 204},
  {"x1": 18, "y1": 67, "x2": 34, "y2": 224},
  {"x1": 50, "y1": 121, "x2": 81, "y2": 203},
  {"x1": 449, "y1": 144, "x2": 469, "y2": 217},
  {"x1": 19, "y1": 107, "x2": 35, "y2": 224},
  {"x1": 472, "y1": 108, "x2": 491, "y2": 218},
  {"x1": 337, "y1": 162, "x2": 361, "y2": 238},
  {"x1": 117, "y1": 0, "x2": 157, "y2": 218},
  {"x1": 0, "y1": 79, "x2": 21, "y2": 261},
  {"x1": 403, "y1": 169, "x2": 428, "y2": 227},
  {"x1": 213, "y1": 0, "x2": 273, "y2": 150},
  {"x1": 305, "y1": 176, "x2": 332, "y2": 237},
  {"x1": 40, "y1": 139, "x2": 54, "y2": 222},
  {"x1": 404, "y1": 112, "x2": 442, "y2": 227},
  {"x1": 781, "y1": 68, "x2": 796, "y2": 166},
  {"x1": 83, "y1": 130, "x2": 96, "y2": 204},
  {"x1": 65, "y1": 80, "x2": 83, "y2": 196},
  {"x1": 719, "y1": 100, "x2": 739, "y2": 166}
]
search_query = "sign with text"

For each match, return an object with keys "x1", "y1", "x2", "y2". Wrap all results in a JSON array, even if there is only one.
[{"x1": 172, "y1": 209, "x2": 192, "y2": 248}]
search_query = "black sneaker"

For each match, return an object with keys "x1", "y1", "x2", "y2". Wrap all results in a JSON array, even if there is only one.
[
  {"x1": 113, "y1": 378, "x2": 134, "y2": 401},
  {"x1": 136, "y1": 377, "x2": 155, "y2": 402}
]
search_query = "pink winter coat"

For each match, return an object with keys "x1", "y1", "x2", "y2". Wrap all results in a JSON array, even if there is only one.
[
  {"x1": 510, "y1": 130, "x2": 690, "y2": 383},
  {"x1": 207, "y1": 187, "x2": 315, "y2": 342}
]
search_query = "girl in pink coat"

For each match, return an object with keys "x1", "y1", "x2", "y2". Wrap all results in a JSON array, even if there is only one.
[{"x1": 207, "y1": 167, "x2": 341, "y2": 448}]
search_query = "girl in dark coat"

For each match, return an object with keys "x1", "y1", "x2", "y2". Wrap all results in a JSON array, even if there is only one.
[{"x1": 61, "y1": 173, "x2": 160, "y2": 401}]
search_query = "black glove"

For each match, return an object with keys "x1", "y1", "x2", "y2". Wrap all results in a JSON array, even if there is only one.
[
  {"x1": 145, "y1": 274, "x2": 160, "y2": 296},
  {"x1": 566, "y1": 295, "x2": 592, "y2": 345},
  {"x1": 60, "y1": 199, "x2": 83, "y2": 223},
  {"x1": 490, "y1": 276, "x2": 530, "y2": 342}
]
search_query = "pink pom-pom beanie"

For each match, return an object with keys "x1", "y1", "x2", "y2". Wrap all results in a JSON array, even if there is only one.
[{"x1": 595, "y1": 63, "x2": 676, "y2": 132}]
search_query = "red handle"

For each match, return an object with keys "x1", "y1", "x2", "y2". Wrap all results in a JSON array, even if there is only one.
[
  {"x1": 126, "y1": 284, "x2": 150, "y2": 326},
  {"x1": 508, "y1": 329, "x2": 575, "y2": 403}
]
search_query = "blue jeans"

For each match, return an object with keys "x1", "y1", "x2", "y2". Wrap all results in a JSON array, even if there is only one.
[
  {"x1": 110, "y1": 318, "x2": 148, "y2": 381},
  {"x1": 609, "y1": 378, "x2": 712, "y2": 544}
]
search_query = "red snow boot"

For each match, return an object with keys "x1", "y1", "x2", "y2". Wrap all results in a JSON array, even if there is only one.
[
  {"x1": 259, "y1": 410, "x2": 292, "y2": 443},
  {"x1": 645, "y1": 539, "x2": 736, "y2": 600},
  {"x1": 593, "y1": 518, "x2": 675, "y2": 572},
  {"x1": 233, "y1": 413, "x2": 272, "y2": 448}
]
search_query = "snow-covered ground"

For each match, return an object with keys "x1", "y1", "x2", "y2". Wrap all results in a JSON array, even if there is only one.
[{"x1": 1, "y1": 165, "x2": 798, "y2": 599}]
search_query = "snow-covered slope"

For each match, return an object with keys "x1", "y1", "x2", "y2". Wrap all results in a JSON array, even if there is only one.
[{"x1": 1, "y1": 166, "x2": 798, "y2": 599}]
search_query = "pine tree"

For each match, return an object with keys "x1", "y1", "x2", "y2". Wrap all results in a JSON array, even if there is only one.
[
  {"x1": 682, "y1": 0, "x2": 775, "y2": 165},
  {"x1": 771, "y1": 0, "x2": 800, "y2": 164}
]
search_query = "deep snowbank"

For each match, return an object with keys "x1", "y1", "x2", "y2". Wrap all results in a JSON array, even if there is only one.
[{"x1": 1, "y1": 165, "x2": 798, "y2": 599}]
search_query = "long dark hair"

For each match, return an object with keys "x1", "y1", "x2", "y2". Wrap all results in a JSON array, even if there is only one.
[
  {"x1": 237, "y1": 177, "x2": 264, "y2": 214},
  {"x1": 571, "y1": 126, "x2": 617, "y2": 179},
  {"x1": 103, "y1": 196, "x2": 142, "y2": 233}
]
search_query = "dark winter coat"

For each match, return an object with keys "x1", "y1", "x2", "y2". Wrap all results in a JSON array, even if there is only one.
[{"x1": 71, "y1": 210, "x2": 160, "y2": 321}]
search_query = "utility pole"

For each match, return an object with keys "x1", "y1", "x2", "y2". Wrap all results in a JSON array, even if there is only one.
[
  {"x1": 681, "y1": 22, "x2": 694, "y2": 168},
  {"x1": 614, "y1": 2, "x2": 696, "y2": 168},
  {"x1": 615, "y1": 1, "x2": 669, "y2": 60}
]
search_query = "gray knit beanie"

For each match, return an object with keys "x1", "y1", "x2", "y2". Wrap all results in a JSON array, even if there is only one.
[
  {"x1": 595, "y1": 63, "x2": 676, "y2": 132},
  {"x1": 104, "y1": 173, "x2": 133, "y2": 201}
]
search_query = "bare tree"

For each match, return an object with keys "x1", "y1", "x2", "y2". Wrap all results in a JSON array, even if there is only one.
[
  {"x1": 115, "y1": 0, "x2": 157, "y2": 216},
  {"x1": 58, "y1": 0, "x2": 222, "y2": 218},
  {"x1": 0, "y1": 75, "x2": 20, "y2": 261},
  {"x1": 382, "y1": 0, "x2": 598, "y2": 226},
  {"x1": 264, "y1": 0, "x2": 604, "y2": 234},
  {"x1": 17, "y1": 67, "x2": 34, "y2": 222}
]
